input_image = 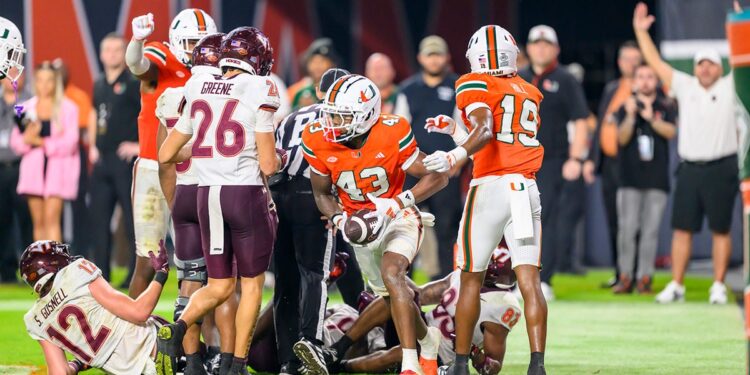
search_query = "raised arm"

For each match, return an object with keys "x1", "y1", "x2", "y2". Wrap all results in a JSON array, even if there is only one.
[
  {"x1": 126, "y1": 14, "x2": 159, "y2": 82},
  {"x1": 633, "y1": 2, "x2": 673, "y2": 87}
]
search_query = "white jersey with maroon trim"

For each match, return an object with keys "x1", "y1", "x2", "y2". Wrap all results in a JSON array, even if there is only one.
[
  {"x1": 156, "y1": 86, "x2": 197, "y2": 185},
  {"x1": 174, "y1": 72, "x2": 281, "y2": 186},
  {"x1": 323, "y1": 304, "x2": 386, "y2": 353},
  {"x1": 424, "y1": 270, "x2": 522, "y2": 363},
  {"x1": 24, "y1": 259, "x2": 155, "y2": 372}
]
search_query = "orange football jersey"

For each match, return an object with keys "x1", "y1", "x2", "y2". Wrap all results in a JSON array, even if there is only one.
[
  {"x1": 301, "y1": 115, "x2": 419, "y2": 214},
  {"x1": 137, "y1": 42, "x2": 191, "y2": 160},
  {"x1": 456, "y1": 73, "x2": 545, "y2": 179}
]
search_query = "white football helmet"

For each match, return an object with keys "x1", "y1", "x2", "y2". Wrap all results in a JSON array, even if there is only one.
[
  {"x1": 169, "y1": 9, "x2": 217, "y2": 66},
  {"x1": 466, "y1": 25, "x2": 519, "y2": 76},
  {"x1": 320, "y1": 74, "x2": 381, "y2": 143},
  {"x1": 0, "y1": 17, "x2": 25, "y2": 82}
]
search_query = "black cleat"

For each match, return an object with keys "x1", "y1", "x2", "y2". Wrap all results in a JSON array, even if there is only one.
[
  {"x1": 184, "y1": 353, "x2": 208, "y2": 375},
  {"x1": 227, "y1": 360, "x2": 250, "y2": 375},
  {"x1": 293, "y1": 338, "x2": 334, "y2": 375},
  {"x1": 438, "y1": 363, "x2": 470, "y2": 375}
]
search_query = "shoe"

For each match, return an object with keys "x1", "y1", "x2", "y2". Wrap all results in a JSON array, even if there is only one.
[
  {"x1": 418, "y1": 326, "x2": 440, "y2": 375},
  {"x1": 293, "y1": 338, "x2": 331, "y2": 375},
  {"x1": 183, "y1": 353, "x2": 207, "y2": 375},
  {"x1": 154, "y1": 339, "x2": 177, "y2": 375},
  {"x1": 612, "y1": 276, "x2": 633, "y2": 294},
  {"x1": 527, "y1": 363, "x2": 547, "y2": 375},
  {"x1": 437, "y1": 363, "x2": 469, "y2": 375},
  {"x1": 600, "y1": 275, "x2": 618, "y2": 289},
  {"x1": 540, "y1": 282, "x2": 555, "y2": 301},
  {"x1": 636, "y1": 275, "x2": 653, "y2": 294},
  {"x1": 204, "y1": 349, "x2": 221, "y2": 375},
  {"x1": 419, "y1": 357, "x2": 438, "y2": 375},
  {"x1": 655, "y1": 280, "x2": 685, "y2": 303},
  {"x1": 709, "y1": 281, "x2": 728, "y2": 304}
]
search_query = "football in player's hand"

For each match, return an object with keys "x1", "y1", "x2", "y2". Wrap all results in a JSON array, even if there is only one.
[{"x1": 344, "y1": 209, "x2": 380, "y2": 245}]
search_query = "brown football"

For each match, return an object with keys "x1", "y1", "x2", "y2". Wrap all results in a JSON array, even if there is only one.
[{"x1": 344, "y1": 209, "x2": 380, "y2": 245}]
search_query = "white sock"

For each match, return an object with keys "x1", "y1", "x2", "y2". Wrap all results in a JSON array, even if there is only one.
[
  {"x1": 402, "y1": 348, "x2": 421, "y2": 373},
  {"x1": 417, "y1": 327, "x2": 440, "y2": 360}
]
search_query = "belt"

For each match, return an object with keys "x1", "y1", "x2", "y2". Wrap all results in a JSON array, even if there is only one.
[{"x1": 682, "y1": 154, "x2": 736, "y2": 167}]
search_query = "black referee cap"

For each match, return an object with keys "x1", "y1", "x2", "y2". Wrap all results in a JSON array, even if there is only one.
[{"x1": 319, "y1": 68, "x2": 350, "y2": 92}]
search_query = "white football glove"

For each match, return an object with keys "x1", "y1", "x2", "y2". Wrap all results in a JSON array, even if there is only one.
[
  {"x1": 131, "y1": 13, "x2": 154, "y2": 41},
  {"x1": 424, "y1": 114, "x2": 456, "y2": 135},
  {"x1": 423, "y1": 147, "x2": 468, "y2": 173},
  {"x1": 419, "y1": 212, "x2": 435, "y2": 227},
  {"x1": 364, "y1": 193, "x2": 401, "y2": 234},
  {"x1": 331, "y1": 212, "x2": 351, "y2": 244}
]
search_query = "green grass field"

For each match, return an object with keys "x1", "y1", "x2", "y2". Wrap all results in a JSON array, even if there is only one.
[{"x1": 0, "y1": 269, "x2": 744, "y2": 374}]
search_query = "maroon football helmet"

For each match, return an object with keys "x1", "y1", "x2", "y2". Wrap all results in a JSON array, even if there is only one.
[
  {"x1": 328, "y1": 251, "x2": 349, "y2": 285},
  {"x1": 219, "y1": 26, "x2": 274, "y2": 76},
  {"x1": 484, "y1": 241, "x2": 516, "y2": 289},
  {"x1": 192, "y1": 32, "x2": 225, "y2": 68},
  {"x1": 357, "y1": 291, "x2": 378, "y2": 314},
  {"x1": 19, "y1": 240, "x2": 73, "y2": 294}
]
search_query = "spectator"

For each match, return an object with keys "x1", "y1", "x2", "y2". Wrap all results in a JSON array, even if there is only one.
[
  {"x1": 394, "y1": 35, "x2": 463, "y2": 280},
  {"x1": 0, "y1": 70, "x2": 32, "y2": 282},
  {"x1": 87, "y1": 33, "x2": 140, "y2": 281},
  {"x1": 365, "y1": 53, "x2": 398, "y2": 114},
  {"x1": 634, "y1": 3, "x2": 739, "y2": 304},
  {"x1": 53, "y1": 59, "x2": 93, "y2": 254},
  {"x1": 10, "y1": 61, "x2": 80, "y2": 242},
  {"x1": 612, "y1": 64, "x2": 676, "y2": 294},
  {"x1": 519, "y1": 25, "x2": 590, "y2": 300},
  {"x1": 288, "y1": 38, "x2": 338, "y2": 110},
  {"x1": 591, "y1": 41, "x2": 643, "y2": 288}
]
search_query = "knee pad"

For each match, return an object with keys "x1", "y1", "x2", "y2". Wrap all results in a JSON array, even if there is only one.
[
  {"x1": 174, "y1": 296, "x2": 203, "y2": 324},
  {"x1": 175, "y1": 257, "x2": 207, "y2": 284}
]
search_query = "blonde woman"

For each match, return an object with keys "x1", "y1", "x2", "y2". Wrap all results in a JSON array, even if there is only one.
[{"x1": 11, "y1": 61, "x2": 79, "y2": 241}]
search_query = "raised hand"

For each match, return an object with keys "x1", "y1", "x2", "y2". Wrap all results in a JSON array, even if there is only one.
[
  {"x1": 131, "y1": 13, "x2": 155, "y2": 41},
  {"x1": 424, "y1": 114, "x2": 456, "y2": 135},
  {"x1": 148, "y1": 239, "x2": 169, "y2": 273},
  {"x1": 633, "y1": 2, "x2": 655, "y2": 32}
]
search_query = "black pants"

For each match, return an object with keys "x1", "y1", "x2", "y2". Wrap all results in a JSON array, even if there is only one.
[
  {"x1": 271, "y1": 177, "x2": 335, "y2": 365},
  {"x1": 333, "y1": 233, "x2": 365, "y2": 308},
  {"x1": 600, "y1": 156, "x2": 620, "y2": 277},
  {"x1": 71, "y1": 138, "x2": 89, "y2": 255},
  {"x1": 88, "y1": 152, "x2": 136, "y2": 280},
  {"x1": 538, "y1": 158, "x2": 586, "y2": 284},
  {"x1": 0, "y1": 161, "x2": 32, "y2": 281},
  {"x1": 420, "y1": 176, "x2": 463, "y2": 279}
]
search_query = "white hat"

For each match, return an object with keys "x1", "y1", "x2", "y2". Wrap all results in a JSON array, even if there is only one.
[
  {"x1": 528, "y1": 25, "x2": 558, "y2": 45},
  {"x1": 693, "y1": 48, "x2": 721, "y2": 65}
]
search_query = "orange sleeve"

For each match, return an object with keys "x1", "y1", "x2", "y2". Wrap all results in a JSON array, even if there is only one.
[
  {"x1": 455, "y1": 73, "x2": 491, "y2": 113},
  {"x1": 301, "y1": 130, "x2": 330, "y2": 176},
  {"x1": 394, "y1": 118, "x2": 419, "y2": 169},
  {"x1": 143, "y1": 42, "x2": 169, "y2": 68}
]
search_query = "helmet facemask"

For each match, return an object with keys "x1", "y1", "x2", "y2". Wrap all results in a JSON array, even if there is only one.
[
  {"x1": 320, "y1": 104, "x2": 367, "y2": 143},
  {"x1": 0, "y1": 39, "x2": 26, "y2": 82},
  {"x1": 170, "y1": 35, "x2": 203, "y2": 66}
]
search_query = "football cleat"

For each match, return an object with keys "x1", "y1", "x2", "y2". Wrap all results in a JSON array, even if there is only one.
[
  {"x1": 419, "y1": 358, "x2": 438, "y2": 375},
  {"x1": 655, "y1": 280, "x2": 685, "y2": 303},
  {"x1": 709, "y1": 281, "x2": 728, "y2": 304},
  {"x1": 293, "y1": 338, "x2": 335, "y2": 375},
  {"x1": 437, "y1": 363, "x2": 469, "y2": 375},
  {"x1": 154, "y1": 341, "x2": 177, "y2": 375}
]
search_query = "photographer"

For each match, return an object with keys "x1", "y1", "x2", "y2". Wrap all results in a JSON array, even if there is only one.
[{"x1": 612, "y1": 63, "x2": 675, "y2": 294}]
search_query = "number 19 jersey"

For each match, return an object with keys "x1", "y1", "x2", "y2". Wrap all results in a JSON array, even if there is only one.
[
  {"x1": 175, "y1": 73, "x2": 281, "y2": 186},
  {"x1": 456, "y1": 73, "x2": 545, "y2": 179}
]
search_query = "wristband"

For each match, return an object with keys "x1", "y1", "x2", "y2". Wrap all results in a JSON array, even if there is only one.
[
  {"x1": 449, "y1": 146, "x2": 468, "y2": 165},
  {"x1": 452, "y1": 126, "x2": 470, "y2": 146},
  {"x1": 396, "y1": 190, "x2": 416, "y2": 209},
  {"x1": 154, "y1": 271, "x2": 168, "y2": 286},
  {"x1": 331, "y1": 213, "x2": 345, "y2": 229}
]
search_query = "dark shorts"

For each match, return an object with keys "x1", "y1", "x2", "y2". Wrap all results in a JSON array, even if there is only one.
[
  {"x1": 197, "y1": 185, "x2": 278, "y2": 279},
  {"x1": 671, "y1": 155, "x2": 738, "y2": 234},
  {"x1": 172, "y1": 184, "x2": 203, "y2": 261}
]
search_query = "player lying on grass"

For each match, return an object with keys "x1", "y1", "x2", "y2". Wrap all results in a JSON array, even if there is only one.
[
  {"x1": 325, "y1": 246, "x2": 520, "y2": 374},
  {"x1": 21, "y1": 240, "x2": 171, "y2": 375}
]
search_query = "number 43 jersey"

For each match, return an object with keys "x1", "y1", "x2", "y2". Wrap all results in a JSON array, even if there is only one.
[
  {"x1": 24, "y1": 259, "x2": 152, "y2": 371},
  {"x1": 175, "y1": 73, "x2": 281, "y2": 186},
  {"x1": 456, "y1": 73, "x2": 545, "y2": 180},
  {"x1": 301, "y1": 114, "x2": 419, "y2": 214}
]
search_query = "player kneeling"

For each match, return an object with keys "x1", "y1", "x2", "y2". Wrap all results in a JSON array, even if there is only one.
[{"x1": 22, "y1": 240, "x2": 171, "y2": 374}]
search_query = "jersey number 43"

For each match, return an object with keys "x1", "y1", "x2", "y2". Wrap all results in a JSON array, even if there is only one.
[{"x1": 336, "y1": 167, "x2": 389, "y2": 201}]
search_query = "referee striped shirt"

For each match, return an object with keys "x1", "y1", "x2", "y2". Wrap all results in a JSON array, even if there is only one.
[{"x1": 275, "y1": 103, "x2": 323, "y2": 178}]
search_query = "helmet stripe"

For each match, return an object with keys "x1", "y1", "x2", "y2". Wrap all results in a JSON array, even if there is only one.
[
  {"x1": 327, "y1": 74, "x2": 354, "y2": 104},
  {"x1": 486, "y1": 26, "x2": 498, "y2": 70},
  {"x1": 193, "y1": 10, "x2": 206, "y2": 32}
]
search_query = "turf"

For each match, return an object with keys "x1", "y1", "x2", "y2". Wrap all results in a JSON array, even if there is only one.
[{"x1": 0, "y1": 269, "x2": 744, "y2": 374}]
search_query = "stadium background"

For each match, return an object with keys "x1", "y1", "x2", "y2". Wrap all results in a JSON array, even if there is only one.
[{"x1": 0, "y1": 0, "x2": 744, "y2": 268}]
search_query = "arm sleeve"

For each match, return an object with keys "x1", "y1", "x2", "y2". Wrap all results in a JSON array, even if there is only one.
[
  {"x1": 44, "y1": 103, "x2": 79, "y2": 157},
  {"x1": 126, "y1": 39, "x2": 151, "y2": 75}
]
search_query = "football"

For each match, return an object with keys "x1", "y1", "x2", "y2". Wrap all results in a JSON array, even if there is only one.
[{"x1": 344, "y1": 209, "x2": 380, "y2": 245}]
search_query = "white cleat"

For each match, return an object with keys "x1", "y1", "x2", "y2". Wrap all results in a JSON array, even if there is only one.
[
  {"x1": 655, "y1": 280, "x2": 685, "y2": 303},
  {"x1": 708, "y1": 281, "x2": 728, "y2": 304},
  {"x1": 540, "y1": 282, "x2": 555, "y2": 302}
]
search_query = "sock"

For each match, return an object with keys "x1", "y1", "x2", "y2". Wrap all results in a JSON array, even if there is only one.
[
  {"x1": 332, "y1": 335, "x2": 353, "y2": 358},
  {"x1": 530, "y1": 352, "x2": 545, "y2": 367},
  {"x1": 185, "y1": 353, "x2": 203, "y2": 369},
  {"x1": 172, "y1": 319, "x2": 188, "y2": 339},
  {"x1": 417, "y1": 327, "x2": 439, "y2": 360},
  {"x1": 455, "y1": 354, "x2": 469, "y2": 367},
  {"x1": 229, "y1": 356, "x2": 247, "y2": 372},
  {"x1": 218, "y1": 352, "x2": 233, "y2": 375},
  {"x1": 402, "y1": 348, "x2": 420, "y2": 372},
  {"x1": 207, "y1": 345, "x2": 220, "y2": 357}
]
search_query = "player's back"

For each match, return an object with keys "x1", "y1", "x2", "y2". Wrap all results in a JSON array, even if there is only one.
[
  {"x1": 182, "y1": 72, "x2": 280, "y2": 186},
  {"x1": 23, "y1": 259, "x2": 152, "y2": 370},
  {"x1": 456, "y1": 73, "x2": 545, "y2": 179},
  {"x1": 300, "y1": 114, "x2": 418, "y2": 214}
]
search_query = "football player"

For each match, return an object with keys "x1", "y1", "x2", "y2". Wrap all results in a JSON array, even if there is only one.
[
  {"x1": 155, "y1": 33, "x2": 241, "y2": 374},
  {"x1": 0, "y1": 16, "x2": 25, "y2": 82},
  {"x1": 330, "y1": 247, "x2": 520, "y2": 375},
  {"x1": 423, "y1": 25, "x2": 547, "y2": 375},
  {"x1": 21, "y1": 240, "x2": 170, "y2": 375},
  {"x1": 157, "y1": 26, "x2": 282, "y2": 375},
  {"x1": 125, "y1": 8, "x2": 217, "y2": 298},
  {"x1": 299, "y1": 74, "x2": 448, "y2": 375}
]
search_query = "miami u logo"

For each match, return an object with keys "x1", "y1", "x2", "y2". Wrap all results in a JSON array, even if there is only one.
[{"x1": 510, "y1": 182, "x2": 525, "y2": 191}]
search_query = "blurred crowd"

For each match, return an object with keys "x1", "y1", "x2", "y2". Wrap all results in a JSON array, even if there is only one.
[{"x1": 0, "y1": 18, "x2": 739, "y2": 302}]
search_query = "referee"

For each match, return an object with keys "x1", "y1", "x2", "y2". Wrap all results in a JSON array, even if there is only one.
[{"x1": 271, "y1": 68, "x2": 364, "y2": 374}]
